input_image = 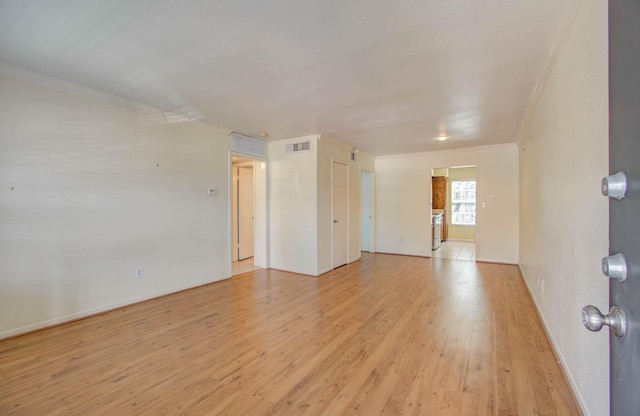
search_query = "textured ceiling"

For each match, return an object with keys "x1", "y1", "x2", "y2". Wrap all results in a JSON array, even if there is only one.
[{"x1": 0, "y1": 0, "x2": 573, "y2": 155}]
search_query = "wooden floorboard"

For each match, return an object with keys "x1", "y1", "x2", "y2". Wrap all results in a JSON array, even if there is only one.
[{"x1": 0, "y1": 253, "x2": 582, "y2": 415}]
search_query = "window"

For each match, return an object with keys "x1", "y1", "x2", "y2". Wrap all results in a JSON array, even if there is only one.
[{"x1": 451, "y1": 180, "x2": 476, "y2": 225}]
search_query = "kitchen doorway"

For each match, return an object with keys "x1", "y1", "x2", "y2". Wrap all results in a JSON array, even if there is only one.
[{"x1": 431, "y1": 166, "x2": 476, "y2": 261}]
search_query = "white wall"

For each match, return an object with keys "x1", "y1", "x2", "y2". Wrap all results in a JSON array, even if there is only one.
[
  {"x1": 268, "y1": 136, "x2": 374, "y2": 276},
  {"x1": 268, "y1": 135, "x2": 319, "y2": 275},
  {"x1": 0, "y1": 73, "x2": 233, "y2": 338},
  {"x1": 360, "y1": 171, "x2": 374, "y2": 252},
  {"x1": 517, "y1": 2, "x2": 608, "y2": 415},
  {"x1": 376, "y1": 145, "x2": 518, "y2": 263}
]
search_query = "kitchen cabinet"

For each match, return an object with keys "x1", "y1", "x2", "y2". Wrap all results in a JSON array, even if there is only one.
[
  {"x1": 432, "y1": 176, "x2": 446, "y2": 209},
  {"x1": 442, "y1": 208, "x2": 448, "y2": 241},
  {"x1": 432, "y1": 176, "x2": 448, "y2": 241}
]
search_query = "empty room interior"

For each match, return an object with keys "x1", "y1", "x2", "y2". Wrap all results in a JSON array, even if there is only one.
[{"x1": 0, "y1": 1, "x2": 612, "y2": 415}]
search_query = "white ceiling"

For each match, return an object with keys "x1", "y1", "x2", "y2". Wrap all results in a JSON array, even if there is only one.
[{"x1": 0, "y1": 0, "x2": 573, "y2": 155}]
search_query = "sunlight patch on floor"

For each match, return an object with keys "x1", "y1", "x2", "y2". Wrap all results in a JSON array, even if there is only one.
[{"x1": 432, "y1": 240, "x2": 476, "y2": 261}]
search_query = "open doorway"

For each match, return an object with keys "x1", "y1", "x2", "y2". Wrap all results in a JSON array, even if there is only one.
[
  {"x1": 431, "y1": 166, "x2": 476, "y2": 261},
  {"x1": 231, "y1": 154, "x2": 268, "y2": 276}
]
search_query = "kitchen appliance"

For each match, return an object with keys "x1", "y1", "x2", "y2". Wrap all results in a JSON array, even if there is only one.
[{"x1": 432, "y1": 214, "x2": 443, "y2": 250}]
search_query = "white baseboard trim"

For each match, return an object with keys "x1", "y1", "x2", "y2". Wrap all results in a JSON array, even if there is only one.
[
  {"x1": 0, "y1": 274, "x2": 231, "y2": 340},
  {"x1": 517, "y1": 265, "x2": 589, "y2": 416}
]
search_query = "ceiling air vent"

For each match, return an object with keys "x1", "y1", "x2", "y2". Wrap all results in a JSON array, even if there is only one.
[{"x1": 286, "y1": 141, "x2": 311, "y2": 154}]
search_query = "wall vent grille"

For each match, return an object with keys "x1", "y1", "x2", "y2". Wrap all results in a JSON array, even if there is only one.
[{"x1": 286, "y1": 141, "x2": 311, "y2": 153}]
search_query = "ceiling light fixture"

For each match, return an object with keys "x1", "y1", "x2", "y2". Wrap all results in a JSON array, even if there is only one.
[
  {"x1": 437, "y1": 135, "x2": 448, "y2": 141},
  {"x1": 258, "y1": 132, "x2": 269, "y2": 138}
]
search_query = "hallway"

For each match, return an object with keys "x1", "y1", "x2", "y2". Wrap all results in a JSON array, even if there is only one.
[{"x1": 232, "y1": 257, "x2": 262, "y2": 276}]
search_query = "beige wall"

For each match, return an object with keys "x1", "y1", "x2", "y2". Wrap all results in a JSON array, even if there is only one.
[
  {"x1": 268, "y1": 135, "x2": 319, "y2": 275},
  {"x1": 432, "y1": 167, "x2": 448, "y2": 176},
  {"x1": 376, "y1": 144, "x2": 518, "y2": 263},
  {"x1": 0, "y1": 73, "x2": 233, "y2": 338},
  {"x1": 517, "y1": 2, "x2": 609, "y2": 415},
  {"x1": 0, "y1": 68, "x2": 376, "y2": 339}
]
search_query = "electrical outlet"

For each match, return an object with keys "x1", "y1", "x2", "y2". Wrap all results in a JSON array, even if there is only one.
[{"x1": 136, "y1": 267, "x2": 144, "y2": 279}]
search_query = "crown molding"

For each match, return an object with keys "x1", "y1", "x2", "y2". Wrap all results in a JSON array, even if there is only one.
[{"x1": 376, "y1": 143, "x2": 518, "y2": 160}]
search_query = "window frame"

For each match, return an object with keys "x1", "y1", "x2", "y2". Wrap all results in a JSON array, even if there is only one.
[{"x1": 450, "y1": 179, "x2": 476, "y2": 226}]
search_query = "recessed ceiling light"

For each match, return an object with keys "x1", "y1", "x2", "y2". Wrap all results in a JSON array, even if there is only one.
[
  {"x1": 259, "y1": 132, "x2": 269, "y2": 137},
  {"x1": 437, "y1": 135, "x2": 448, "y2": 141}
]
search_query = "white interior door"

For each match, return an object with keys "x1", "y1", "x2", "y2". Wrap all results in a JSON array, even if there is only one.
[
  {"x1": 332, "y1": 161, "x2": 348, "y2": 268},
  {"x1": 360, "y1": 171, "x2": 373, "y2": 252},
  {"x1": 238, "y1": 165, "x2": 254, "y2": 260}
]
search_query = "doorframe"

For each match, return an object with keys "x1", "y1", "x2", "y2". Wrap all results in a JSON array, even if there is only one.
[
  {"x1": 231, "y1": 164, "x2": 239, "y2": 262},
  {"x1": 360, "y1": 168, "x2": 375, "y2": 253},
  {"x1": 331, "y1": 159, "x2": 349, "y2": 269},
  {"x1": 229, "y1": 152, "x2": 269, "y2": 274}
]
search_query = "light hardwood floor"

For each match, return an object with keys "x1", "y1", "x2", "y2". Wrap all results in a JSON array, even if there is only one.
[{"x1": 0, "y1": 254, "x2": 581, "y2": 415}]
